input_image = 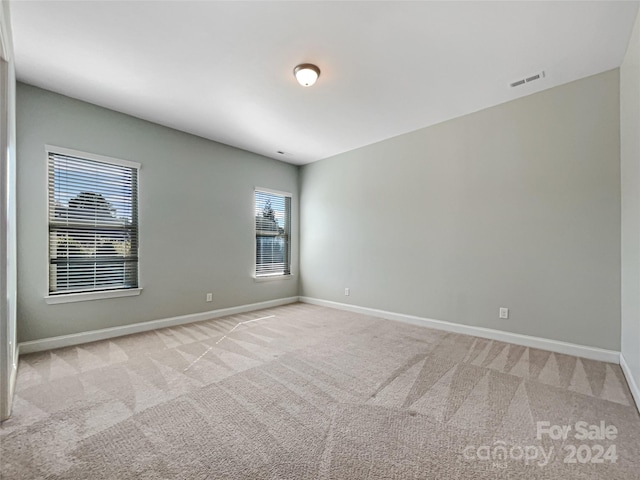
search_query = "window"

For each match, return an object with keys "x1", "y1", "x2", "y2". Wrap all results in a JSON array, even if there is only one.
[
  {"x1": 47, "y1": 147, "x2": 140, "y2": 299},
  {"x1": 255, "y1": 189, "x2": 291, "y2": 277}
]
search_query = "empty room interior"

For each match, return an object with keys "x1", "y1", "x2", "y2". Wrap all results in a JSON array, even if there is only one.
[{"x1": 1, "y1": 1, "x2": 640, "y2": 479}]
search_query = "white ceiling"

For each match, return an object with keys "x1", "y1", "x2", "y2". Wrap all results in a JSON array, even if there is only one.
[{"x1": 9, "y1": 1, "x2": 640, "y2": 165}]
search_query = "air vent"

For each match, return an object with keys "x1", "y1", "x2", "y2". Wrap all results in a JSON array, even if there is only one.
[{"x1": 510, "y1": 71, "x2": 545, "y2": 88}]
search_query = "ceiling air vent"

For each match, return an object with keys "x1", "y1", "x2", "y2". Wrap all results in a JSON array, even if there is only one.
[{"x1": 510, "y1": 71, "x2": 545, "y2": 88}]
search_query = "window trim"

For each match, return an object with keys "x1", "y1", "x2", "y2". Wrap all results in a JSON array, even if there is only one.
[
  {"x1": 45, "y1": 288, "x2": 142, "y2": 305},
  {"x1": 253, "y1": 274, "x2": 294, "y2": 283},
  {"x1": 46, "y1": 145, "x2": 140, "y2": 170},
  {"x1": 44, "y1": 145, "x2": 142, "y2": 301},
  {"x1": 254, "y1": 187, "x2": 292, "y2": 280}
]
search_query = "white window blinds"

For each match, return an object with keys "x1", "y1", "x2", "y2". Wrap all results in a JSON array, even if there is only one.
[
  {"x1": 255, "y1": 189, "x2": 291, "y2": 277},
  {"x1": 47, "y1": 149, "x2": 139, "y2": 295}
]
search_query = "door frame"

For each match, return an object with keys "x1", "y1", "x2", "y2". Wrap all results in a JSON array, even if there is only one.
[{"x1": 0, "y1": 2, "x2": 18, "y2": 422}]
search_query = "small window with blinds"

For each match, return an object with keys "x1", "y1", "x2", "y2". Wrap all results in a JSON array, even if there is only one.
[
  {"x1": 47, "y1": 147, "x2": 140, "y2": 297},
  {"x1": 255, "y1": 189, "x2": 291, "y2": 277}
]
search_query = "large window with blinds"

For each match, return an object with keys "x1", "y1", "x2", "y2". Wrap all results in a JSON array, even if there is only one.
[
  {"x1": 47, "y1": 147, "x2": 140, "y2": 298},
  {"x1": 255, "y1": 189, "x2": 291, "y2": 277}
]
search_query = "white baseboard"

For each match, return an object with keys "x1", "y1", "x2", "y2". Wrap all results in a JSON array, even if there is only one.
[
  {"x1": 299, "y1": 297, "x2": 620, "y2": 364},
  {"x1": 620, "y1": 354, "x2": 640, "y2": 413},
  {"x1": 19, "y1": 294, "x2": 624, "y2": 369},
  {"x1": 9, "y1": 343, "x2": 18, "y2": 398},
  {"x1": 18, "y1": 296, "x2": 299, "y2": 354},
  {"x1": 8, "y1": 344, "x2": 18, "y2": 412},
  {"x1": 1, "y1": 345, "x2": 19, "y2": 422}
]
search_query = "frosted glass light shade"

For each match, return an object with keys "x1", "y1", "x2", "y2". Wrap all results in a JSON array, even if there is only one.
[{"x1": 294, "y1": 64, "x2": 320, "y2": 87}]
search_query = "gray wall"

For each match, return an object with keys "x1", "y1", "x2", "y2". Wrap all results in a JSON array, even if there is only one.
[
  {"x1": 621, "y1": 10, "x2": 640, "y2": 390},
  {"x1": 300, "y1": 70, "x2": 621, "y2": 351},
  {"x1": 16, "y1": 83, "x2": 299, "y2": 342}
]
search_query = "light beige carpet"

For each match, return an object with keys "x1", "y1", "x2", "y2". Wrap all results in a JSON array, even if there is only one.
[{"x1": 1, "y1": 303, "x2": 639, "y2": 479}]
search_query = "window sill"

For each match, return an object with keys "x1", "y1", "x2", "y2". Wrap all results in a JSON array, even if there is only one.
[
  {"x1": 254, "y1": 274, "x2": 294, "y2": 283},
  {"x1": 45, "y1": 288, "x2": 142, "y2": 304}
]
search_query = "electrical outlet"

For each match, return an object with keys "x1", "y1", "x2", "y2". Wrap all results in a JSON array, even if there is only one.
[
  {"x1": 499, "y1": 307, "x2": 509, "y2": 319},
  {"x1": 206, "y1": 293, "x2": 213, "y2": 302},
  {"x1": 344, "y1": 288, "x2": 350, "y2": 296}
]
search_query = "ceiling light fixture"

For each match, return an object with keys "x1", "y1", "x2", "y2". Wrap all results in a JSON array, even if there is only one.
[{"x1": 294, "y1": 63, "x2": 320, "y2": 87}]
